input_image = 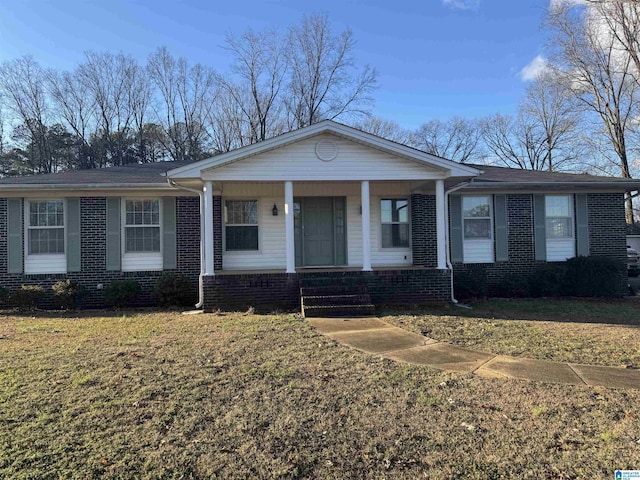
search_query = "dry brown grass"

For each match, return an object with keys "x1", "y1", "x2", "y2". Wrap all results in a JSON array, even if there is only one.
[
  {"x1": 1, "y1": 307, "x2": 639, "y2": 479},
  {"x1": 382, "y1": 298, "x2": 640, "y2": 367}
]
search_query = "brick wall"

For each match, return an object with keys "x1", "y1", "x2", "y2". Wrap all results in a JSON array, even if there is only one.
[
  {"x1": 0, "y1": 196, "x2": 201, "y2": 309},
  {"x1": 452, "y1": 192, "x2": 628, "y2": 297},
  {"x1": 203, "y1": 268, "x2": 451, "y2": 313},
  {"x1": 411, "y1": 194, "x2": 437, "y2": 268}
]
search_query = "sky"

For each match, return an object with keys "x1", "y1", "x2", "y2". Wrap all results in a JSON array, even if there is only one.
[{"x1": 0, "y1": 0, "x2": 551, "y2": 130}]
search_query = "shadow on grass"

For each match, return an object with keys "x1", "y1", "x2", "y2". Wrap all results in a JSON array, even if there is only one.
[{"x1": 379, "y1": 297, "x2": 640, "y2": 327}]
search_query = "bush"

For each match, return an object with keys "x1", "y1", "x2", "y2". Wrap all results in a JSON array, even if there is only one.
[
  {"x1": 52, "y1": 279, "x2": 84, "y2": 310},
  {"x1": 454, "y1": 264, "x2": 487, "y2": 300},
  {"x1": 154, "y1": 272, "x2": 195, "y2": 307},
  {"x1": 11, "y1": 285, "x2": 45, "y2": 310},
  {"x1": 495, "y1": 273, "x2": 530, "y2": 298},
  {"x1": 563, "y1": 256, "x2": 625, "y2": 297},
  {"x1": 0, "y1": 286, "x2": 9, "y2": 305},
  {"x1": 104, "y1": 279, "x2": 140, "y2": 308},
  {"x1": 529, "y1": 264, "x2": 566, "y2": 298}
]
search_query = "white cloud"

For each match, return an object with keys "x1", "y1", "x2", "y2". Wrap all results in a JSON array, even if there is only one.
[
  {"x1": 549, "y1": 0, "x2": 586, "y2": 14},
  {"x1": 442, "y1": 0, "x2": 480, "y2": 11},
  {"x1": 520, "y1": 55, "x2": 548, "y2": 81}
]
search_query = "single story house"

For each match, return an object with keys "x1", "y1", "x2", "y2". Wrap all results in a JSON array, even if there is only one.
[{"x1": 0, "y1": 121, "x2": 638, "y2": 313}]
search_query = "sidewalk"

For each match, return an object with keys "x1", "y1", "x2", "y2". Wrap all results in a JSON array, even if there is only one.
[{"x1": 309, "y1": 317, "x2": 640, "y2": 390}]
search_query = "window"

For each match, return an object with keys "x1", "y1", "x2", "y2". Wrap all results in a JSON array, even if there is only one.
[
  {"x1": 463, "y1": 196, "x2": 492, "y2": 239},
  {"x1": 381, "y1": 199, "x2": 409, "y2": 248},
  {"x1": 28, "y1": 200, "x2": 65, "y2": 254},
  {"x1": 225, "y1": 200, "x2": 258, "y2": 251},
  {"x1": 461, "y1": 196, "x2": 494, "y2": 263},
  {"x1": 124, "y1": 199, "x2": 160, "y2": 252},
  {"x1": 545, "y1": 195, "x2": 573, "y2": 239}
]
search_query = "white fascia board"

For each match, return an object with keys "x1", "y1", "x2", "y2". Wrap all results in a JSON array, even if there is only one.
[{"x1": 167, "y1": 120, "x2": 482, "y2": 179}]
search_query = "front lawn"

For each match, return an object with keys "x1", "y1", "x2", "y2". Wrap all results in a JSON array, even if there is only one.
[
  {"x1": 383, "y1": 298, "x2": 640, "y2": 366},
  {"x1": 1, "y1": 307, "x2": 639, "y2": 478}
]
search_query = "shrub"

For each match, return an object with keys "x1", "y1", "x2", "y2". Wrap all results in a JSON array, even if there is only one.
[
  {"x1": 562, "y1": 256, "x2": 625, "y2": 298},
  {"x1": 104, "y1": 279, "x2": 140, "y2": 307},
  {"x1": 11, "y1": 285, "x2": 45, "y2": 310},
  {"x1": 495, "y1": 273, "x2": 530, "y2": 298},
  {"x1": 52, "y1": 280, "x2": 84, "y2": 310},
  {"x1": 529, "y1": 264, "x2": 566, "y2": 298},
  {"x1": 0, "y1": 286, "x2": 9, "y2": 305},
  {"x1": 454, "y1": 264, "x2": 487, "y2": 300},
  {"x1": 154, "y1": 272, "x2": 195, "y2": 307}
]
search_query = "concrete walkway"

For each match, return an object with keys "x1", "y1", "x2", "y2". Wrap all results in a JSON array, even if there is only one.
[{"x1": 309, "y1": 317, "x2": 640, "y2": 390}]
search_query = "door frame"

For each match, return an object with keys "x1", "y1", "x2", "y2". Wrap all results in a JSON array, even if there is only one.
[{"x1": 294, "y1": 196, "x2": 347, "y2": 267}]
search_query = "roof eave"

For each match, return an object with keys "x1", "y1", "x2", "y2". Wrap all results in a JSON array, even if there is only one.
[
  {"x1": 0, "y1": 183, "x2": 175, "y2": 191},
  {"x1": 464, "y1": 181, "x2": 640, "y2": 191}
]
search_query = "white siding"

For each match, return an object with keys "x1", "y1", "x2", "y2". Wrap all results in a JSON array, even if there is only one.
[
  {"x1": 25, "y1": 254, "x2": 66, "y2": 274},
  {"x1": 370, "y1": 195, "x2": 412, "y2": 267},
  {"x1": 222, "y1": 197, "x2": 286, "y2": 270},
  {"x1": 218, "y1": 182, "x2": 415, "y2": 270},
  {"x1": 204, "y1": 134, "x2": 443, "y2": 181},
  {"x1": 546, "y1": 238, "x2": 575, "y2": 261},
  {"x1": 122, "y1": 252, "x2": 162, "y2": 272},
  {"x1": 463, "y1": 240, "x2": 493, "y2": 263}
]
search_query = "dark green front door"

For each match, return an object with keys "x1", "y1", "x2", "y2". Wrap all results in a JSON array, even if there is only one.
[{"x1": 303, "y1": 197, "x2": 335, "y2": 266}]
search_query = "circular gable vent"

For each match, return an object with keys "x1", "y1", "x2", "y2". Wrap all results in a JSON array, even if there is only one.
[{"x1": 315, "y1": 139, "x2": 338, "y2": 161}]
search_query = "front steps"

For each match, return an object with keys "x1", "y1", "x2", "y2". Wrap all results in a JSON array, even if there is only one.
[{"x1": 300, "y1": 277, "x2": 375, "y2": 317}]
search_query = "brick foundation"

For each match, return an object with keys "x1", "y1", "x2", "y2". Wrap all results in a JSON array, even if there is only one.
[{"x1": 203, "y1": 268, "x2": 452, "y2": 313}]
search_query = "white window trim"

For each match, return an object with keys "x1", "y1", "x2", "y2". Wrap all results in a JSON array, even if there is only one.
[
  {"x1": 222, "y1": 198, "x2": 261, "y2": 253},
  {"x1": 462, "y1": 195, "x2": 494, "y2": 264},
  {"x1": 379, "y1": 197, "x2": 411, "y2": 250},
  {"x1": 545, "y1": 194, "x2": 575, "y2": 262},
  {"x1": 24, "y1": 199, "x2": 67, "y2": 274},
  {"x1": 121, "y1": 198, "x2": 163, "y2": 272}
]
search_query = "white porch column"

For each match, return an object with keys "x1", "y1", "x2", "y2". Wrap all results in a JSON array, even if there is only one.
[
  {"x1": 203, "y1": 180, "x2": 215, "y2": 275},
  {"x1": 435, "y1": 179, "x2": 447, "y2": 269},
  {"x1": 284, "y1": 181, "x2": 295, "y2": 273},
  {"x1": 361, "y1": 180, "x2": 372, "y2": 271}
]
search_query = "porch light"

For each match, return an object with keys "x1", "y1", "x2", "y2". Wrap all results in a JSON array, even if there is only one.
[{"x1": 272, "y1": 203, "x2": 279, "y2": 216}]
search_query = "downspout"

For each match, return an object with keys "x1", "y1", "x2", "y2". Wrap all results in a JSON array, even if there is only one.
[
  {"x1": 167, "y1": 178, "x2": 205, "y2": 309},
  {"x1": 444, "y1": 178, "x2": 474, "y2": 304}
]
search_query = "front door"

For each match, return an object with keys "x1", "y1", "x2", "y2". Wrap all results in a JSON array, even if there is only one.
[{"x1": 302, "y1": 197, "x2": 335, "y2": 266}]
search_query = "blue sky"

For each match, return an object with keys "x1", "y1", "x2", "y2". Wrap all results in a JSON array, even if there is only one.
[{"x1": 0, "y1": 0, "x2": 550, "y2": 129}]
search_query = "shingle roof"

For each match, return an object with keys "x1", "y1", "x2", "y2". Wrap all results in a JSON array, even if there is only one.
[
  {"x1": 0, "y1": 161, "x2": 192, "y2": 185},
  {"x1": 467, "y1": 164, "x2": 636, "y2": 185}
]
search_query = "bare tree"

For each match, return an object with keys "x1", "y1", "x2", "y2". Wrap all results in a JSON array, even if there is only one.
[
  {"x1": 47, "y1": 68, "x2": 97, "y2": 168},
  {"x1": 219, "y1": 28, "x2": 287, "y2": 144},
  {"x1": 352, "y1": 116, "x2": 410, "y2": 144},
  {"x1": 205, "y1": 87, "x2": 247, "y2": 153},
  {"x1": 520, "y1": 71, "x2": 584, "y2": 172},
  {"x1": 0, "y1": 96, "x2": 5, "y2": 156},
  {"x1": 77, "y1": 52, "x2": 140, "y2": 166},
  {"x1": 286, "y1": 13, "x2": 377, "y2": 128},
  {"x1": 481, "y1": 114, "x2": 549, "y2": 170},
  {"x1": 148, "y1": 47, "x2": 216, "y2": 162},
  {"x1": 547, "y1": 1, "x2": 640, "y2": 223},
  {"x1": 0, "y1": 56, "x2": 54, "y2": 172},
  {"x1": 410, "y1": 117, "x2": 482, "y2": 163}
]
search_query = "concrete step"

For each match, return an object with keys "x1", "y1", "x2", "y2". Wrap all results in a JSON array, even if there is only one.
[
  {"x1": 302, "y1": 294, "x2": 372, "y2": 307},
  {"x1": 302, "y1": 304, "x2": 376, "y2": 318},
  {"x1": 300, "y1": 284, "x2": 368, "y2": 296}
]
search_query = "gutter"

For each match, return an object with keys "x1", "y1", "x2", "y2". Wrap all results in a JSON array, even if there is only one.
[
  {"x1": 0, "y1": 183, "x2": 176, "y2": 190},
  {"x1": 444, "y1": 179, "x2": 474, "y2": 305},
  {"x1": 167, "y1": 178, "x2": 205, "y2": 309}
]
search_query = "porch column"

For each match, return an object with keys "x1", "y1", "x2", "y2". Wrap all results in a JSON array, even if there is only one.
[
  {"x1": 361, "y1": 180, "x2": 372, "y2": 271},
  {"x1": 435, "y1": 179, "x2": 447, "y2": 269},
  {"x1": 203, "y1": 180, "x2": 215, "y2": 275},
  {"x1": 284, "y1": 181, "x2": 295, "y2": 273}
]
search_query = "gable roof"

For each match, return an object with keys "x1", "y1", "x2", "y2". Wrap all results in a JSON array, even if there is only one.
[{"x1": 167, "y1": 120, "x2": 481, "y2": 180}]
